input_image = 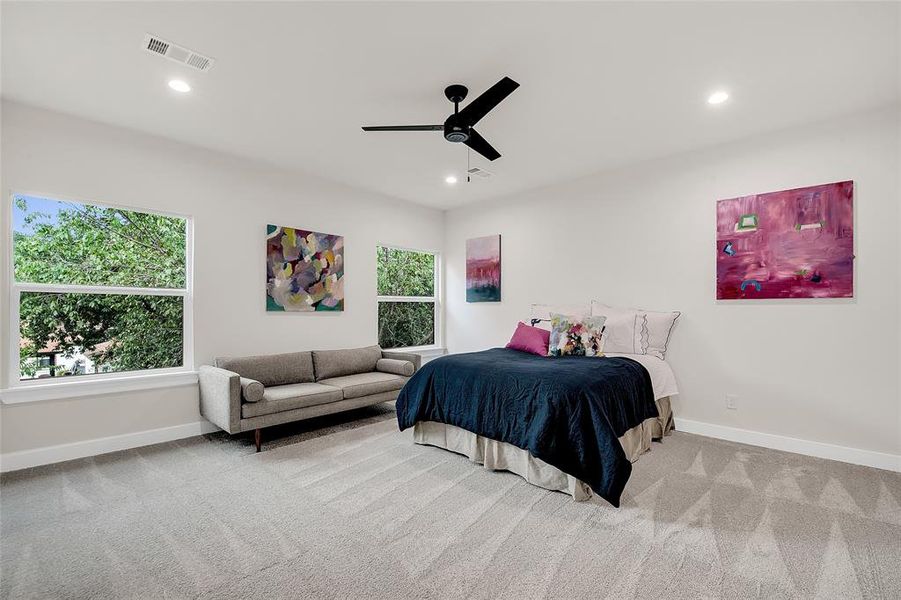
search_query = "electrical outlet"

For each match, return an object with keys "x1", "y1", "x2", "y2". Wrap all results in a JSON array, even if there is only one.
[{"x1": 725, "y1": 393, "x2": 738, "y2": 410}]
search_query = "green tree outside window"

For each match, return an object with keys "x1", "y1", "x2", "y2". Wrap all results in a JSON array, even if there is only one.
[{"x1": 13, "y1": 195, "x2": 187, "y2": 379}]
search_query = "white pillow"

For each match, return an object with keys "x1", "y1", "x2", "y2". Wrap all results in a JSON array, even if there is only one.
[
  {"x1": 589, "y1": 303, "x2": 643, "y2": 354},
  {"x1": 641, "y1": 309, "x2": 681, "y2": 359},
  {"x1": 529, "y1": 303, "x2": 590, "y2": 331},
  {"x1": 591, "y1": 301, "x2": 680, "y2": 359}
]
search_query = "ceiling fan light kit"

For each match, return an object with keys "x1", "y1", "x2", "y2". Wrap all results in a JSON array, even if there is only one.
[{"x1": 362, "y1": 76, "x2": 519, "y2": 161}]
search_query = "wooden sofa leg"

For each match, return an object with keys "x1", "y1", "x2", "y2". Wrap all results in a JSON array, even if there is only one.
[{"x1": 254, "y1": 428, "x2": 262, "y2": 453}]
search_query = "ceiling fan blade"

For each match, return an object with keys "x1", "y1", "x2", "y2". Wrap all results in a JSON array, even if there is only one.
[
  {"x1": 464, "y1": 128, "x2": 501, "y2": 161},
  {"x1": 457, "y1": 77, "x2": 519, "y2": 126},
  {"x1": 361, "y1": 125, "x2": 443, "y2": 131}
]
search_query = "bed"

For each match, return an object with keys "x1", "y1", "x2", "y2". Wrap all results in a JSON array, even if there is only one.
[{"x1": 395, "y1": 348, "x2": 677, "y2": 506}]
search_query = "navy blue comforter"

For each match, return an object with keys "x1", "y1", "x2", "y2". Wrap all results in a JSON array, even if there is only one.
[{"x1": 396, "y1": 348, "x2": 658, "y2": 506}]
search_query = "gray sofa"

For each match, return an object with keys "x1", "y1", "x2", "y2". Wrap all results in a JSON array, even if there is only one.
[{"x1": 198, "y1": 345, "x2": 420, "y2": 451}]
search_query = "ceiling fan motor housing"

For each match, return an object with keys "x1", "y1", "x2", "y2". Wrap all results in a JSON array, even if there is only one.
[{"x1": 444, "y1": 114, "x2": 470, "y2": 143}]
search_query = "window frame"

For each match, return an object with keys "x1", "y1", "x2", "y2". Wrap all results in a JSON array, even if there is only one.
[
  {"x1": 375, "y1": 243, "x2": 441, "y2": 351},
  {"x1": 4, "y1": 191, "x2": 194, "y2": 396}
]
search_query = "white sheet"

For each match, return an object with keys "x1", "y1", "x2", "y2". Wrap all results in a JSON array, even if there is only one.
[{"x1": 604, "y1": 353, "x2": 679, "y2": 400}]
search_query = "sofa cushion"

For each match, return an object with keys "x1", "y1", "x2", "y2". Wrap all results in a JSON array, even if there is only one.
[
  {"x1": 376, "y1": 358, "x2": 414, "y2": 377},
  {"x1": 241, "y1": 382, "x2": 342, "y2": 419},
  {"x1": 239, "y1": 377, "x2": 264, "y2": 402},
  {"x1": 312, "y1": 345, "x2": 382, "y2": 380},
  {"x1": 216, "y1": 352, "x2": 314, "y2": 387},
  {"x1": 317, "y1": 372, "x2": 407, "y2": 400}
]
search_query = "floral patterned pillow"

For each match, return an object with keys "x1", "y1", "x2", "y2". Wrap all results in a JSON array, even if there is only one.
[{"x1": 548, "y1": 313, "x2": 607, "y2": 357}]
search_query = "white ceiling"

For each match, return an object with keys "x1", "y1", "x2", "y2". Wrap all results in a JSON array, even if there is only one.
[{"x1": 2, "y1": 2, "x2": 898, "y2": 210}]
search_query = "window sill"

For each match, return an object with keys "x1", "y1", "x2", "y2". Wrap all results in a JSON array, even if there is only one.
[
  {"x1": 387, "y1": 345, "x2": 447, "y2": 358},
  {"x1": 0, "y1": 371, "x2": 198, "y2": 405}
]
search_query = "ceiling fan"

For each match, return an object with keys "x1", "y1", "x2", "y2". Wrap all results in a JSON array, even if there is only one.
[{"x1": 362, "y1": 76, "x2": 519, "y2": 161}]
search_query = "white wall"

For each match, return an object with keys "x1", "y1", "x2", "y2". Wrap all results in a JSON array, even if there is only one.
[
  {"x1": 0, "y1": 101, "x2": 444, "y2": 456},
  {"x1": 2, "y1": 101, "x2": 898, "y2": 467},
  {"x1": 445, "y1": 106, "x2": 900, "y2": 459}
]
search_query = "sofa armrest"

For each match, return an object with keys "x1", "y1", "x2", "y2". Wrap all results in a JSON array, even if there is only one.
[
  {"x1": 198, "y1": 365, "x2": 242, "y2": 433},
  {"x1": 381, "y1": 350, "x2": 421, "y2": 373}
]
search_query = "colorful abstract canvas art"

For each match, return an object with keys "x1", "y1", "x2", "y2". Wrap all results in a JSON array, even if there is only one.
[
  {"x1": 266, "y1": 225, "x2": 344, "y2": 311},
  {"x1": 716, "y1": 181, "x2": 853, "y2": 300},
  {"x1": 466, "y1": 235, "x2": 501, "y2": 302}
]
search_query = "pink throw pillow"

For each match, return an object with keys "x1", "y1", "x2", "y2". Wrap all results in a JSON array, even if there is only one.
[{"x1": 506, "y1": 321, "x2": 551, "y2": 356}]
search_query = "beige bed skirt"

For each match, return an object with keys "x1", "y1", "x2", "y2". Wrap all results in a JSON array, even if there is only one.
[{"x1": 412, "y1": 396, "x2": 674, "y2": 502}]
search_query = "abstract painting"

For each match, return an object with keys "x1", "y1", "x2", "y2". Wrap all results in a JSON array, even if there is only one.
[
  {"x1": 266, "y1": 224, "x2": 344, "y2": 311},
  {"x1": 716, "y1": 181, "x2": 853, "y2": 300},
  {"x1": 466, "y1": 235, "x2": 501, "y2": 302}
]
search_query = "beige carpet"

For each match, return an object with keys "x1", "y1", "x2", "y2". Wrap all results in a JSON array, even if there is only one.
[{"x1": 2, "y1": 406, "x2": 900, "y2": 600}]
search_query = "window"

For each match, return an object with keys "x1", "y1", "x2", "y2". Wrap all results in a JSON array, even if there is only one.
[
  {"x1": 376, "y1": 246, "x2": 438, "y2": 349},
  {"x1": 10, "y1": 194, "x2": 191, "y2": 384}
]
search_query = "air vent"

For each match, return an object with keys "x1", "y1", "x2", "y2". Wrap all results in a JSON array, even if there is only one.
[
  {"x1": 186, "y1": 54, "x2": 211, "y2": 71},
  {"x1": 467, "y1": 167, "x2": 493, "y2": 179},
  {"x1": 142, "y1": 34, "x2": 215, "y2": 72},
  {"x1": 146, "y1": 38, "x2": 169, "y2": 55}
]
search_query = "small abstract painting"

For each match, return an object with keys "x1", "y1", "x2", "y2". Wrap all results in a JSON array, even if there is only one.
[
  {"x1": 267, "y1": 225, "x2": 344, "y2": 311},
  {"x1": 716, "y1": 181, "x2": 854, "y2": 300},
  {"x1": 466, "y1": 235, "x2": 501, "y2": 302}
]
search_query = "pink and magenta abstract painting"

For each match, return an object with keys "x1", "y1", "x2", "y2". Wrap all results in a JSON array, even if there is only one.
[
  {"x1": 466, "y1": 235, "x2": 501, "y2": 302},
  {"x1": 716, "y1": 181, "x2": 854, "y2": 300}
]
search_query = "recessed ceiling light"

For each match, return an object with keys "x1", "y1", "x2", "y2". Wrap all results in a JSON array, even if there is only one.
[
  {"x1": 707, "y1": 90, "x2": 729, "y2": 105},
  {"x1": 445, "y1": 175, "x2": 458, "y2": 184},
  {"x1": 168, "y1": 79, "x2": 191, "y2": 93}
]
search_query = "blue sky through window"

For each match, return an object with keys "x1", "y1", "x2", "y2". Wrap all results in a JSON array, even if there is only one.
[{"x1": 13, "y1": 195, "x2": 66, "y2": 233}]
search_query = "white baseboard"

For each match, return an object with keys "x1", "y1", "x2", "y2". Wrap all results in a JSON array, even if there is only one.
[
  {"x1": 5, "y1": 415, "x2": 896, "y2": 474},
  {"x1": 0, "y1": 420, "x2": 221, "y2": 473},
  {"x1": 674, "y1": 417, "x2": 901, "y2": 473}
]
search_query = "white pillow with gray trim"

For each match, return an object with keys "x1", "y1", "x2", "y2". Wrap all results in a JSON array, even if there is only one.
[
  {"x1": 591, "y1": 301, "x2": 680, "y2": 359},
  {"x1": 589, "y1": 303, "x2": 643, "y2": 354}
]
